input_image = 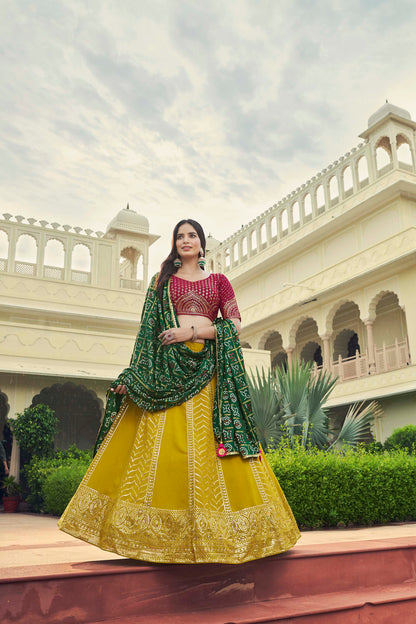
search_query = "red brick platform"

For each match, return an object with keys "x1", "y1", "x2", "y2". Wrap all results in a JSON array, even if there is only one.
[{"x1": 1, "y1": 514, "x2": 416, "y2": 623}]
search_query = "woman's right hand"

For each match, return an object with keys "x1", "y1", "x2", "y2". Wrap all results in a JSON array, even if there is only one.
[{"x1": 112, "y1": 384, "x2": 127, "y2": 394}]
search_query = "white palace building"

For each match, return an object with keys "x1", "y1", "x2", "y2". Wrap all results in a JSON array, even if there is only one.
[{"x1": 1, "y1": 102, "x2": 416, "y2": 475}]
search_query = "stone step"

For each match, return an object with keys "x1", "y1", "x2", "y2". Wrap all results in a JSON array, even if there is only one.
[
  {"x1": 1, "y1": 537, "x2": 416, "y2": 624},
  {"x1": 87, "y1": 582, "x2": 416, "y2": 623}
]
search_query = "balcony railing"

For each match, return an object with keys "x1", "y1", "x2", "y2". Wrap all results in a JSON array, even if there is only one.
[{"x1": 313, "y1": 338, "x2": 411, "y2": 382}]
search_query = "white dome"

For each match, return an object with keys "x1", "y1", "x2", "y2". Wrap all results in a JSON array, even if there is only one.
[
  {"x1": 368, "y1": 102, "x2": 411, "y2": 128},
  {"x1": 206, "y1": 234, "x2": 221, "y2": 253},
  {"x1": 106, "y1": 205, "x2": 149, "y2": 234}
]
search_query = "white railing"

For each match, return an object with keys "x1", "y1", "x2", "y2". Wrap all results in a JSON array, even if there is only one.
[
  {"x1": 15, "y1": 261, "x2": 36, "y2": 276},
  {"x1": 71, "y1": 270, "x2": 90, "y2": 283},
  {"x1": 0, "y1": 258, "x2": 6, "y2": 271},
  {"x1": 120, "y1": 278, "x2": 144, "y2": 290},
  {"x1": 207, "y1": 133, "x2": 416, "y2": 275},
  {"x1": 43, "y1": 265, "x2": 64, "y2": 280},
  {"x1": 313, "y1": 338, "x2": 411, "y2": 383}
]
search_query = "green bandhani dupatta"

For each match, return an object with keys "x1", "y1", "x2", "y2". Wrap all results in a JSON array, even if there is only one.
[{"x1": 94, "y1": 275, "x2": 260, "y2": 459}]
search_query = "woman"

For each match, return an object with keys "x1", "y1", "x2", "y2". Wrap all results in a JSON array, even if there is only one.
[{"x1": 58, "y1": 219, "x2": 300, "y2": 563}]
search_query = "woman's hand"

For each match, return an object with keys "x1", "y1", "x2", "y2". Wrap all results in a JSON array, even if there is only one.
[
  {"x1": 112, "y1": 385, "x2": 127, "y2": 394},
  {"x1": 159, "y1": 327, "x2": 193, "y2": 345}
]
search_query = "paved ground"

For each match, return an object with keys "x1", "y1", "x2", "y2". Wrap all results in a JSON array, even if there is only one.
[{"x1": 2, "y1": 512, "x2": 416, "y2": 569}]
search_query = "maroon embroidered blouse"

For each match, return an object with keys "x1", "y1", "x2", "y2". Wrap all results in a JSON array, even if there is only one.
[{"x1": 170, "y1": 273, "x2": 241, "y2": 322}]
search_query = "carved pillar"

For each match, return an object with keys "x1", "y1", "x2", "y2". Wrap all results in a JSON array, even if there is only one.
[
  {"x1": 364, "y1": 319, "x2": 376, "y2": 374},
  {"x1": 286, "y1": 347, "x2": 294, "y2": 369},
  {"x1": 321, "y1": 335, "x2": 331, "y2": 371}
]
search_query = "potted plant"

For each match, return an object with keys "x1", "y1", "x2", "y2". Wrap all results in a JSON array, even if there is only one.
[{"x1": 1, "y1": 475, "x2": 23, "y2": 513}]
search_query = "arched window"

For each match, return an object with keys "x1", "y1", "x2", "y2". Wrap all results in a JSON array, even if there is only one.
[
  {"x1": 71, "y1": 244, "x2": 91, "y2": 282},
  {"x1": 329, "y1": 176, "x2": 339, "y2": 202},
  {"x1": 251, "y1": 230, "x2": 257, "y2": 251},
  {"x1": 342, "y1": 166, "x2": 353, "y2": 194},
  {"x1": 303, "y1": 194, "x2": 312, "y2": 218},
  {"x1": 15, "y1": 234, "x2": 37, "y2": 275},
  {"x1": 136, "y1": 255, "x2": 144, "y2": 280},
  {"x1": 396, "y1": 135, "x2": 413, "y2": 167},
  {"x1": 260, "y1": 223, "x2": 266, "y2": 246},
  {"x1": 316, "y1": 185, "x2": 325, "y2": 212},
  {"x1": 376, "y1": 137, "x2": 392, "y2": 171},
  {"x1": 292, "y1": 201, "x2": 300, "y2": 226},
  {"x1": 280, "y1": 208, "x2": 289, "y2": 234},
  {"x1": 241, "y1": 237, "x2": 248, "y2": 257},
  {"x1": 270, "y1": 216, "x2": 278, "y2": 239},
  {"x1": 0, "y1": 230, "x2": 9, "y2": 267},
  {"x1": 232, "y1": 242, "x2": 238, "y2": 263},
  {"x1": 44, "y1": 239, "x2": 65, "y2": 279},
  {"x1": 225, "y1": 248, "x2": 231, "y2": 268},
  {"x1": 357, "y1": 155, "x2": 369, "y2": 184}
]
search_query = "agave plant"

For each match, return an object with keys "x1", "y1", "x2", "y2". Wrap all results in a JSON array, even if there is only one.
[{"x1": 247, "y1": 360, "x2": 382, "y2": 451}]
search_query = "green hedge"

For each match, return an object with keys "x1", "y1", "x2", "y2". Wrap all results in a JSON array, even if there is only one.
[
  {"x1": 267, "y1": 444, "x2": 416, "y2": 528},
  {"x1": 23, "y1": 446, "x2": 91, "y2": 512},
  {"x1": 42, "y1": 463, "x2": 89, "y2": 516}
]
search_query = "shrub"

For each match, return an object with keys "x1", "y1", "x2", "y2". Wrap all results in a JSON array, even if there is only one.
[
  {"x1": 23, "y1": 445, "x2": 92, "y2": 512},
  {"x1": 10, "y1": 405, "x2": 58, "y2": 459},
  {"x1": 42, "y1": 462, "x2": 88, "y2": 516},
  {"x1": 267, "y1": 442, "x2": 416, "y2": 528},
  {"x1": 384, "y1": 425, "x2": 416, "y2": 453}
]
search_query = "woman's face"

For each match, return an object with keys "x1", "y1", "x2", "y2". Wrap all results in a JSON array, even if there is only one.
[{"x1": 175, "y1": 222, "x2": 201, "y2": 261}]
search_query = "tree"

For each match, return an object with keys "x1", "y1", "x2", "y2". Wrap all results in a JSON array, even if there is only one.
[
  {"x1": 247, "y1": 360, "x2": 382, "y2": 451},
  {"x1": 10, "y1": 404, "x2": 58, "y2": 459}
]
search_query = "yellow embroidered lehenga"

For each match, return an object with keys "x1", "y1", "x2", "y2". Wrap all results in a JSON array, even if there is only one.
[
  {"x1": 58, "y1": 346, "x2": 300, "y2": 563},
  {"x1": 59, "y1": 275, "x2": 300, "y2": 563}
]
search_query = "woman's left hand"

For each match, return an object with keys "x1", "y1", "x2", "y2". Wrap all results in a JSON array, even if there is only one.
[{"x1": 159, "y1": 327, "x2": 192, "y2": 345}]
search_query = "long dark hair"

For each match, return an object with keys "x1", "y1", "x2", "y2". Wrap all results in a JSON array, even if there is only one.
[{"x1": 156, "y1": 219, "x2": 206, "y2": 298}]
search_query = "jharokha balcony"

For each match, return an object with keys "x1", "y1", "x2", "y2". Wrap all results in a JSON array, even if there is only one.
[{"x1": 313, "y1": 337, "x2": 411, "y2": 383}]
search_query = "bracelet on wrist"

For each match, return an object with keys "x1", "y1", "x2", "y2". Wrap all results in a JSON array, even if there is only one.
[{"x1": 191, "y1": 325, "x2": 198, "y2": 341}]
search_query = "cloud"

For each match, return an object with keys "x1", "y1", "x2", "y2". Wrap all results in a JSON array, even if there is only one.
[{"x1": 0, "y1": 0, "x2": 416, "y2": 277}]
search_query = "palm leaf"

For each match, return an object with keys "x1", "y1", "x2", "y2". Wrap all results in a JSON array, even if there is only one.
[
  {"x1": 247, "y1": 367, "x2": 285, "y2": 450},
  {"x1": 328, "y1": 401, "x2": 383, "y2": 450}
]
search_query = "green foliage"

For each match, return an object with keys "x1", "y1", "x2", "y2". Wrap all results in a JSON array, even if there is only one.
[
  {"x1": 384, "y1": 425, "x2": 416, "y2": 454},
  {"x1": 10, "y1": 404, "x2": 58, "y2": 459},
  {"x1": 42, "y1": 463, "x2": 88, "y2": 516},
  {"x1": 248, "y1": 361, "x2": 380, "y2": 451},
  {"x1": 23, "y1": 445, "x2": 91, "y2": 512},
  {"x1": 246, "y1": 368, "x2": 286, "y2": 450},
  {"x1": 1, "y1": 475, "x2": 23, "y2": 497},
  {"x1": 267, "y1": 441, "x2": 416, "y2": 528}
]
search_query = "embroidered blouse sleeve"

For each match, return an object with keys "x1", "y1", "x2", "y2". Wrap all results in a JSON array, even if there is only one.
[{"x1": 219, "y1": 274, "x2": 241, "y2": 320}]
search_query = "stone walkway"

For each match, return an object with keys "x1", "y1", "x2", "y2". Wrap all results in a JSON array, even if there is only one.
[{"x1": 2, "y1": 511, "x2": 416, "y2": 571}]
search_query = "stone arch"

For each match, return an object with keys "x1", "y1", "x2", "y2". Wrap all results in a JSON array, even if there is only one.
[
  {"x1": 241, "y1": 237, "x2": 248, "y2": 257},
  {"x1": 368, "y1": 290, "x2": 402, "y2": 321},
  {"x1": 289, "y1": 315, "x2": 320, "y2": 348},
  {"x1": 225, "y1": 247, "x2": 231, "y2": 268},
  {"x1": 370, "y1": 291, "x2": 408, "y2": 349},
  {"x1": 396, "y1": 134, "x2": 413, "y2": 167},
  {"x1": 333, "y1": 328, "x2": 359, "y2": 360},
  {"x1": 262, "y1": 331, "x2": 286, "y2": 370},
  {"x1": 356, "y1": 155, "x2": 369, "y2": 184},
  {"x1": 44, "y1": 238, "x2": 65, "y2": 279},
  {"x1": 375, "y1": 136, "x2": 393, "y2": 170},
  {"x1": 71, "y1": 243, "x2": 91, "y2": 272},
  {"x1": 259, "y1": 223, "x2": 266, "y2": 246},
  {"x1": 232, "y1": 241, "x2": 238, "y2": 263},
  {"x1": 250, "y1": 230, "x2": 257, "y2": 251},
  {"x1": 120, "y1": 245, "x2": 143, "y2": 283},
  {"x1": 280, "y1": 208, "x2": 289, "y2": 234},
  {"x1": 240, "y1": 341, "x2": 252, "y2": 349},
  {"x1": 31, "y1": 382, "x2": 103, "y2": 450},
  {"x1": 300, "y1": 340, "x2": 323, "y2": 366},
  {"x1": 325, "y1": 299, "x2": 362, "y2": 335},
  {"x1": 0, "y1": 229, "x2": 9, "y2": 260},
  {"x1": 270, "y1": 216, "x2": 278, "y2": 239},
  {"x1": 303, "y1": 193, "x2": 312, "y2": 218},
  {"x1": 342, "y1": 165, "x2": 353, "y2": 194},
  {"x1": 15, "y1": 233, "x2": 37, "y2": 263},
  {"x1": 291, "y1": 201, "x2": 300, "y2": 226},
  {"x1": 272, "y1": 351, "x2": 288, "y2": 370},
  {"x1": 328, "y1": 175, "x2": 339, "y2": 203},
  {"x1": 316, "y1": 184, "x2": 325, "y2": 211}
]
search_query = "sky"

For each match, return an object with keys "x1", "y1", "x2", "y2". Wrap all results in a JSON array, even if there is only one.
[{"x1": 1, "y1": 0, "x2": 416, "y2": 276}]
